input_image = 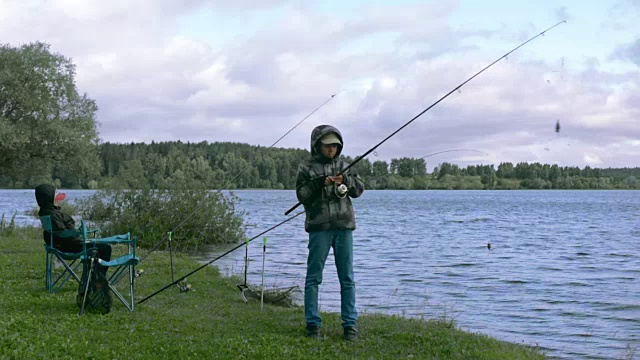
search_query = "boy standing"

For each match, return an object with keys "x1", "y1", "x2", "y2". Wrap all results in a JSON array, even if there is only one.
[{"x1": 295, "y1": 125, "x2": 365, "y2": 341}]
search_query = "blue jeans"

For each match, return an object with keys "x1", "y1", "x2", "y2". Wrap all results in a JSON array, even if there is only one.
[{"x1": 305, "y1": 230, "x2": 357, "y2": 328}]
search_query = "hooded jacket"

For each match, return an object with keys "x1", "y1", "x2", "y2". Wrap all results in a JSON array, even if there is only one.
[
  {"x1": 35, "y1": 184, "x2": 80, "y2": 244},
  {"x1": 295, "y1": 125, "x2": 365, "y2": 232}
]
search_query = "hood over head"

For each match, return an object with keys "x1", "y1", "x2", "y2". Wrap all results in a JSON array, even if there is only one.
[
  {"x1": 35, "y1": 184, "x2": 56, "y2": 209},
  {"x1": 310, "y1": 125, "x2": 344, "y2": 162}
]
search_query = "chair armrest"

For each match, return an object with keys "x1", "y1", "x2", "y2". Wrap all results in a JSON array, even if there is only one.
[
  {"x1": 77, "y1": 225, "x2": 100, "y2": 235},
  {"x1": 90, "y1": 233, "x2": 133, "y2": 244}
]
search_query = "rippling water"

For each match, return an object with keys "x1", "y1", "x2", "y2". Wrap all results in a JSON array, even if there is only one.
[{"x1": 3, "y1": 189, "x2": 639, "y2": 359}]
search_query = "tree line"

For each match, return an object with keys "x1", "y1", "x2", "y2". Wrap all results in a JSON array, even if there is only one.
[
  {"x1": 1, "y1": 42, "x2": 639, "y2": 191},
  {"x1": 5, "y1": 139, "x2": 640, "y2": 190}
]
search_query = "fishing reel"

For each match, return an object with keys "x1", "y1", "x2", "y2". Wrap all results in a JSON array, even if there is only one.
[
  {"x1": 177, "y1": 278, "x2": 193, "y2": 293},
  {"x1": 334, "y1": 184, "x2": 348, "y2": 198}
]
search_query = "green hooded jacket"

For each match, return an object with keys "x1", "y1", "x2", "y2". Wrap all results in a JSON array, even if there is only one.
[{"x1": 295, "y1": 125, "x2": 365, "y2": 232}]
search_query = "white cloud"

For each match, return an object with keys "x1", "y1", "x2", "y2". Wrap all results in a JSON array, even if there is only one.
[
  {"x1": 584, "y1": 153, "x2": 603, "y2": 165},
  {"x1": 0, "y1": 1, "x2": 638, "y2": 168}
]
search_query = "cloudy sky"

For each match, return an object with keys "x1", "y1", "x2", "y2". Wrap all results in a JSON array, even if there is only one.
[{"x1": 2, "y1": 0, "x2": 639, "y2": 169}]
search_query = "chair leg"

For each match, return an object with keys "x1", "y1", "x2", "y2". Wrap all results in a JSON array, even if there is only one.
[
  {"x1": 52, "y1": 257, "x2": 71, "y2": 292},
  {"x1": 130, "y1": 263, "x2": 135, "y2": 312},
  {"x1": 79, "y1": 259, "x2": 95, "y2": 316},
  {"x1": 109, "y1": 268, "x2": 128, "y2": 286},
  {"x1": 52, "y1": 257, "x2": 82, "y2": 293},
  {"x1": 105, "y1": 263, "x2": 136, "y2": 312},
  {"x1": 46, "y1": 252, "x2": 53, "y2": 293}
]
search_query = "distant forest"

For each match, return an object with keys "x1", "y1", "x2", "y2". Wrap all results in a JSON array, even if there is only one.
[{"x1": 3, "y1": 140, "x2": 638, "y2": 190}]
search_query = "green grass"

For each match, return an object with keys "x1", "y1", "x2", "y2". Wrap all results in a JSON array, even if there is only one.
[{"x1": 0, "y1": 228, "x2": 545, "y2": 359}]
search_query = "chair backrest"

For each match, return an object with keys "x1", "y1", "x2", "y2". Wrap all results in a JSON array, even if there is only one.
[
  {"x1": 79, "y1": 220, "x2": 90, "y2": 254},
  {"x1": 40, "y1": 215, "x2": 85, "y2": 248},
  {"x1": 40, "y1": 215, "x2": 53, "y2": 232},
  {"x1": 40, "y1": 215, "x2": 54, "y2": 246}
]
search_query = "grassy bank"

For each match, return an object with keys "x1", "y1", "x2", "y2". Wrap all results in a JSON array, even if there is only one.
[{"x1": 0, "y1": 228, "x2": 545, "y2": 359}]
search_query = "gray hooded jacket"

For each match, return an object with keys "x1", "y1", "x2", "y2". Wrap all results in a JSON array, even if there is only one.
[{"x1": 295, "y1": 125, "x2": 365, "y2": 232}]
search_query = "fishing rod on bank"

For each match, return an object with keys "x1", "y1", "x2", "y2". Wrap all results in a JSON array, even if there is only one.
[
  {"x1": 285, "y1": 20, "x2": 567, "y2": 215},
  {"x1": 138, "y1": 210, "x2": 305, "y2": 304},
  {"x1": 138, "y1": 91, "x2": 342, "y2": 264}
]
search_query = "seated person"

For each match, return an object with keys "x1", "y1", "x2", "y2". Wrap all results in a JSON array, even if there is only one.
[{"x1": 35, "y1": 184, "x2": 112, "y2": 275}]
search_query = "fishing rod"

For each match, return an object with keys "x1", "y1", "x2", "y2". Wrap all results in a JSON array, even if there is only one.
[
  {"x1": 138, "y1": 92, "x2": 341, "y2": 264},
  {"x1": 260, "y1": 237, "x2": 267, "y2": 311},
  {"x1": 237, "y1": 237, "x2": 254, "y2": 303},
  {"x1": 285, "y1": 20, "x2": 566, "y2": 215},
  {"x1": 137, "y1": 210, "x2": 305, "y2": 305},
  {"x1": 140, "y1": 149, "x2": 488, "y2": 304},
  {"x1": 420, "y1": 149, "x2": 489, "y2": 159}
]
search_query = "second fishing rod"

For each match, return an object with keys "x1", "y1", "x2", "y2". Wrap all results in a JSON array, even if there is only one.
[
  {"x1": 286, "y1": 20, "x2": 566, "y2": 215},
  {"x1": 138, "y1": 210, "x2": 305, "y2": 304}
]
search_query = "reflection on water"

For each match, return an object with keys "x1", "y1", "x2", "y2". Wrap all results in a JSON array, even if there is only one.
[{"x1": 3, "y1": 189, "x2": 639, "y2": 359}]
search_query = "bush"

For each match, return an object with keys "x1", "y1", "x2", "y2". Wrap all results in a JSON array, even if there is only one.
[
  {"x1": 76, "y1": 185, "x2": 246, "y2": 251},
  {"x1": 0, "y1": 212, "x2": 17, "y2": 233}
]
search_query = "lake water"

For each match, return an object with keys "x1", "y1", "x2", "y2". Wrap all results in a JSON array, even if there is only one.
[{"x1": 2, "y1": 189, "x2": 639, "y2": 359}]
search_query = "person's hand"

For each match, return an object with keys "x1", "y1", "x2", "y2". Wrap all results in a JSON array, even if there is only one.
[
  {"x1": 333, "y1": 175, "x2": 344, "y2": 185},
  {"x1": 325, "y1": 176, "x2": 335, "y2": 186},
  {"x1": 312, "y1": 176, "x2": 327, "y2": 189}
]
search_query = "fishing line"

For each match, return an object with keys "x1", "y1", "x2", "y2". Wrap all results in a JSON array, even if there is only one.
[
  {"x1": 285, "y1": 20, "x2": 567, "y2": 215},
  {"x1": 420, "y1": 149, "x2": 489, "y2": 159},
  {"x1": 268, "y1": 90, "x2": 345, "y2": 148},
  {"x1": 545, "y1": 57, "x2": 567, "y2": 151},
  {"x1": 138, "y1": 92, "x2": 341, "y2": 264},
  {"x1": 137, "y1": 211, "x2": 305, "y2": 304}
]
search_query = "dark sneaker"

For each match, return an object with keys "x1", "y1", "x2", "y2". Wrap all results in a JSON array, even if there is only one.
[
  {"x1": 344, "y1": 326, "x2": 358, "y2": 341},
  {"x1": 306, "y1": 324, "x2": 320, "y2": 339}
]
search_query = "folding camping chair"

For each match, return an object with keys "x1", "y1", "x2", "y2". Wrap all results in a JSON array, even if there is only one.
[
  {"x1": 40, "y1": 215, "x2": 97, "y2": 293},
  {"x1": 78, "y1": 221, "x2": 139, "y2": 314}
]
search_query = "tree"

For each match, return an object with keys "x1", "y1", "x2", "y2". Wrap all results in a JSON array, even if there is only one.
[
  {"x1": 0, "y1": 42, "x2": 100, "y2": 188},
  {"x1": 438, "y1": 162, "x2": 460, "y2": 179},
  {"x1": 372, "y1": 160, "x2": 389, "y2": 177},
  {"x1": 514, "y1": 162, "x2": 530, "y2": 180},
  {"x1": 354, "y1": 158, "x2": 372, "y2": 177},
  {"x1": 481, "y1": 173, "x2": 497, "y2": 189},
  {"x1": 256, "y1": 155, "x2": 278, "y2": 187},
  {"x1": 390, "y1": 158, "x2": 410, "y2": 178},
  {"x1": 118, "y1": 159, "x2": 146, "y2": 188},
  {"x1": 624, "y1": 176, "x2": 637, "y2": 187},
  {"x1": 496, "y1": 162, "x2": 514, "y2": 178}
]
